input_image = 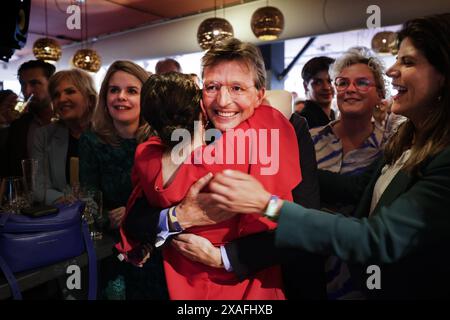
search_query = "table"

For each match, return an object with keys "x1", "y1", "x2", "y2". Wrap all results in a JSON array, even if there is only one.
[{"x1": 0, "y1": 234, "x2": 116, "y2": 300}]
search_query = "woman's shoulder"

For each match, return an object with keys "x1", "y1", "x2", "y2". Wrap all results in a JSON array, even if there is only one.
[
  {"x1": 36, "y1": 121, "x2": 67, "y2": 137},
  {"x1": 135, "y1": 137, "x2": 164, "y2": 159},
  {"x1": 426, "y1": 145, "x2": 450, "y2": 169},
  {"x1": 80, "y1": 129, "x2": 106, "y2": 146}
]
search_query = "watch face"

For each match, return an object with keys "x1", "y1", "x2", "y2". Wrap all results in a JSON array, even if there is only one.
[
  {"x1": 265, "y1": 209, "x2": 277, "y2": 217},
  {"x1": 264, "y1": 196, "x2": 279, "y2": 219}
]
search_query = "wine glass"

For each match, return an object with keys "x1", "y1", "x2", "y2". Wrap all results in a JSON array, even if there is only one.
[{"x1": 79, "y1": 187, "x2": 104, "y2": 240}]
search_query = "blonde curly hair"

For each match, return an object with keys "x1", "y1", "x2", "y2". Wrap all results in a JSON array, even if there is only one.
[{"x1": 331, "y1": 46, "x2": 387, "y2": 99}]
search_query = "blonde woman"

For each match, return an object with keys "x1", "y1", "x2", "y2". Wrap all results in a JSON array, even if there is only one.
[{"x1": 32, "y1": 69, "x2": 97, "y2": 204}]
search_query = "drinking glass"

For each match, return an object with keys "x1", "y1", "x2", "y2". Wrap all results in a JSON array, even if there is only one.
[
  {"x1": 79, "y1": 187, "x2": 104, "y2": 240},
  {"x1": 0, "y1": 177, "x2": 30, "y2": 213},
  {"x1": 21, "y1": 158, "x2": 39, "y2": 205}
]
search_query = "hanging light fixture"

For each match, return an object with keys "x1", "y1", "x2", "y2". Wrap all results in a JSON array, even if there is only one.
[
  {"x1": 388, "y1": 32, "x2": 399, "y2": 55},
  {"x1": 72, "y1": 49, "x2": 101, "y2": 72},
  {"x1": 371, "y1": 31, "x2": 397, "y2": 54},
  {"x1": 251, "y1": 1, "x2": 284, "y2": 41},
  {"x1": 33, "y1": 0, "x2": 62, "y2": 62},
  {"x1": 72, "y1": 0, "x2": 101, "y2": 72},
  {"x1": 197, "y1": 0, "x2": 234, "y2": 50},
  {"x1": 33, "y1": 38, "x2": 62, "y2": 62}
]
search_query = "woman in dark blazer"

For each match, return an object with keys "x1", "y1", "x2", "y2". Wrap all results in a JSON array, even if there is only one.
[{"x1": 173, "y1": 13, "x2": 450, "y2": 299}]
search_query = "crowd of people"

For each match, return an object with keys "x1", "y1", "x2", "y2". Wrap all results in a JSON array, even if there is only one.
[{"x1": 1, "y1": 13, "x2": 449, "y2": 300}]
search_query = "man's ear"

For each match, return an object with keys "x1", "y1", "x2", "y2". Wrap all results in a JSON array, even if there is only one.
[
  {"x1": 303, "y1": 81, "x2": 308, "y2": 93},
  {"x1": 256, "y1": 88, "x2": 266, "y2": 105},
  {"x1": 200, "y1": 100, "x2": 208, "y2": 121}
]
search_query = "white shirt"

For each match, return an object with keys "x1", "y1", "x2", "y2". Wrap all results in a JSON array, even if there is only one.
[{"x1": 370, "y1": 149, "x2": 412, "y2": 215}]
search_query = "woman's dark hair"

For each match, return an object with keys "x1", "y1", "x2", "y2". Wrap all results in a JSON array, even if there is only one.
[
  {"x1": 141, "y1": 72, "x2": 201, "y2": 148},
  {"x1": 384, "y1": 13, "x2": 450, "y2": 173}
]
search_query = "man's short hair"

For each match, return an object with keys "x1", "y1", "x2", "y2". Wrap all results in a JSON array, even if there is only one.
[
  {"x1": 17, "y1": 60, "x2": 56, "y2": 80},
  {"x1": 201, "y1": 38, "x2": 266, "y2": 90},
  {"x1": 301, "y1": 56, "x2": 335, "y2": 83},
  {"x1": 155, "y1": 58, "x2": 182, "y2": 74}
]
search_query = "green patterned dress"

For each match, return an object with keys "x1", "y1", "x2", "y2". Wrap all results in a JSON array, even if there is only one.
[
  {"x1": 79, "y1": 130, "x2": 136, "y2": 211},
  {"x1": 79, "y1": 130, "x2": 168, "y2": 300}
]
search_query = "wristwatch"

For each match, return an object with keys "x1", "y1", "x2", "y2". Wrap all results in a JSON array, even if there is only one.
[{"x1": 264, "y1": 195, "x2": 280, "y2": 221}]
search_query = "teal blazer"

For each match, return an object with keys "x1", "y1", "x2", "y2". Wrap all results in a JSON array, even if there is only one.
[{"x1": 276, "y1": 146, "x2": 450, "y2": 299}]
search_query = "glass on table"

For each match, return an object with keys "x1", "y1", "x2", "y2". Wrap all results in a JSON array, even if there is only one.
[
  {"x1": 21, "y1": 158, "x2": 46, "y2": 206},
  {"x1": 0, "y1": 176, "x2": 30, "y2": 214},
  {"x1": 63, "y1": 185, "x2": 104, "y2": 240}
]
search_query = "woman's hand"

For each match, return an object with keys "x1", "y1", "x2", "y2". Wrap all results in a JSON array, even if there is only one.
[
  {"x1": 171, "y1": 233, "x2": 223, "y2": 268},
  {"x1": 209, "y1": 170, "x2": 272, "y2": 215},
  {"x1": 109, "y1": 206, "x2": 126, "y2": 228},
  {"x1": 53, "y1": 194, "x2": 78, "y2": 205},
  {"x1": 128, "y1": 244, "x2": 153, "y2": 268}
]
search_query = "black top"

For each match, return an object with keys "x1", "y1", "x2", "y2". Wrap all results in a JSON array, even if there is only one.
[
  {"x1": 65, "y1": 133, "x2": 79, "y2": 184},
  {"x1": 299, "y1": 100, "x2": 335, "y2": 129},
  {"x1": 6, "y1": 112, "x2": 34, "y2": 176}
]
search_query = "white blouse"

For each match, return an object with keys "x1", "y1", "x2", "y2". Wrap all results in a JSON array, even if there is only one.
[{"x1": 369, "y1": 149, "x2": 411, "y2": 215}]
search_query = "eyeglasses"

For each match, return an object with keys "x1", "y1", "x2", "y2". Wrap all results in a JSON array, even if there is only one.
[
  {"x1": 203, "y1": 82, "x2": 255, "y2": 98},
  {"x1": 334, "y1": 77, "x2": 377, "y2": 92}
]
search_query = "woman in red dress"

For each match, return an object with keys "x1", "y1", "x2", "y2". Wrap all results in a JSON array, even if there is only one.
[{"x1": 119, "y1": 39, "x2": 301, "y2": 299}]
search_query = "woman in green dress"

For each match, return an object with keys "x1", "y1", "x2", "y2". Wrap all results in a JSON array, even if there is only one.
[{"x1": 79, "y1": 60, "x2": 160, "y2": 299}]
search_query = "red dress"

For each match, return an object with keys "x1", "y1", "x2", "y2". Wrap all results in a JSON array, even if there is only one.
[{"x1": 118, "y1": 105, "x2": 301, "y2": 300}]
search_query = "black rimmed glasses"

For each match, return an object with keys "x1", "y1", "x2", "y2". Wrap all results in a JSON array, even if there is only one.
[
  {"x1": 334, "y1": 77, "x2": 377, "y2": 93},
  {"x1": 203, "y1": 82, "x2": 256, "y2": 98}
]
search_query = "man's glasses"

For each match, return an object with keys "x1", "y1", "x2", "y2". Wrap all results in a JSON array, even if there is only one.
[
  {"x1": 334, "y1": 77, "x2": 377, "y2": 92},
  {"x1": 203, "y1": 82, "x2": 255, "y2": 98}
]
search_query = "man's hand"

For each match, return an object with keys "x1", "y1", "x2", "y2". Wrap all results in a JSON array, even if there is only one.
[
  {"x1": 171, "y1": 233, "x2": 223, "y2": 268},
  {"x1": 176, "y1": 173, "x2": 236, "y2": 229}
]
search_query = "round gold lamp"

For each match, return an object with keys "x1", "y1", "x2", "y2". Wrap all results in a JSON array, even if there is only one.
[
  {"x1": 197, "y1": 17, "x2": 234, "y2": 50},
  {"x1": 251, "y1": 6, "x2": 284, "y2": 41},
  {"x1": 32, "y1": 38, "x2": 62, "y2": 62},
  {"x1": 388, "y1": 32, "x2": 399, "y2": 55},
  {"x1": 371, "y1": 31, "x2": 397, "y2": 54},
  {"x1": 72, "y1": 49, "x2": 102, "y2": 73}
]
